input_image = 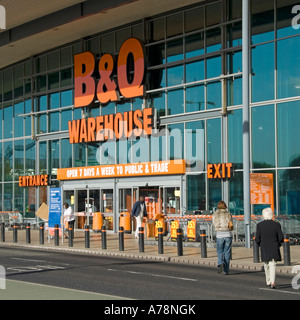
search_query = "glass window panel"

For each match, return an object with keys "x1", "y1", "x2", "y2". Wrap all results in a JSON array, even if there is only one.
[
  {"x1": 24, "y1": 77, "x2": 31, "y2": 95},
  {"x1": 25, "y1": 139, "x2": 35, "y2": 175},
  {"x1": 0, "y1": 72, "x2": 2, "y2": 102},
  {"x1": 14, "y1": 140, "x2": 24, "y2": 178},
  {"x1": 168, "y1": 123, "x2": 184, "y2": 160},
  {"x1": 167, "y1": 89, "x2": 184, "y2": 115},
  {"x1": 14, "y1": 101, "x2": 24, "y2": 138},
  {"x1": 279, "y1": 169, "x2": 300, "y2": 215},
  {"x1": 24, "y1": 99, "x2": 32, "y2": 136},
  {"x1": 50, "y1": 93, "x2": 59, "y2": 109},
  {"x1": 150, "y1": 128, "x2": 166, "y2": 162},
  {"x1": 252, "y1": 105, "x2": 275, "y2": 168},
  {"x1": 277, "y1": 101, "x2": 300, "y2": 167},
  {"x1": 98, "y1": 140, "x2": 115, "y2": 165},
  {"x1": 148, "y1": 68, "x2": 165, "y2": 90},
  {"x1": 101, "y1": 102, "x2": 115, "y2": 116},
  {"x1": 186, "y1": 85, "x2": 205, "y2": 112},
  {"x1": 74, "y1": 143, "x2": 86, "y2": 167},
  {"x1": 206, "y1": 82, "x2": 221, "y2": 109},
  {"x1": 251, "y1": 0, "x2": 274, "y2": 44},
  {"x1": 14, "y1": 182, "x2": 24, "y2": 215},
  {"x1": 206, "y1": 2, "x2": 222, "y2": 27},
  {"x1": 13, "y1": 65, "x2": 23, "y2": 99},
  {"x1": 167, "y1": 12, "x2": 183, "y2": 38},
  {"x1": 227, "y1": 77, "x2": 242, "y2": 106},
  {"x1": 0, "y1": 108, "x2": 2, "y2": 140},
  {"x1": 186, "y1": 60, "x2": 204, "y2": 83},
  {"x1": 50, "y1": 140, "x2": 59, "y2": 174},
  {"x1": 185, "y1": 33, "x2": 204, "y2": 59},
  {"x1": 186, "y1": 120, "x2": 205, "y2": 172},
  {"x1": 166, "y1": 38, "x2": 183, "y2": 63},
  {"x1": 88, "y1": 142, "x2": 100, "y2": 166},
  {"x1": 61, "y1": 90, "x2": 72, "y2": 107},
  {"x1": 60, "y1": 46, "x2": 72, "y2": 67},
  {"x1": 47, "y1": 51, "x2": 59, "y2": 70},
  {"x1": 207, "y1": 118, "x2": 221, "y2": 164},
  {"x1": 117, "y1": 139, "x2": 131, "y2": 164},
  {"x1": 116, "y1": 28, "x2": 130, "y2": 51},
  {"x1": 86, "y1": 37, "x2": 100, "y2": 55},
  {"x1": 132, "y1": 23, "x2": 143, "y2": 39},
  {"x1": 36, "y1": 75, "x2": 46, "y2": 92},
  {"x1": 208, "y1": 178, "x2": 222, "y2": 210},
  {"x1": 61, "y1": 68, "x2": 72, "y2": 87},
  {"x1": 39, "y1": 141, "x2": 47, "y2": 174},
  {"x1": 48, "y1": 72, "x2": 59, "y2": 90},
  {"x1": 229, "y1": 171, "x2": 244, "y2": 214},
  {"x1": 167, "y1": 65, "x2": 183, "y2": 86},
  {"x1": 227, "y1": 21, "x2": 242, "y2": 47},
  {"x1": 251, "y1": 43, "x2": 274, "y2": 102},
  {"x1": 228, "y1": 109, "x2": 243, "y2": 169},
  {"x1": 3, "y1": 104, "x2": 13, "y2": 139},
  {"x1": 36, "y1": 95, "x2": 47, "y2": 134},
  {"x1": 4, "y1": 184, "x2": 13, "y2": 211},
  {"x1": 206, "y1": 56, "x2": 222, "y2": 79},
  {"x1": 187, "y1": 174, "x2": 206, "y2": 211},
  {"x1": 0, "y1": 184, "x2": 2, "y2": 210},
  {"x1": 4, "y1": 141, "x2": 13, "y2": 181},
  {"x1": 132, "y1": 136, "x2": 150, "y2": 163},
  {"x1": 277, "y1": 36, "x2": 300, "y2": 99},
  {"x1": 100, "y1": 33, "x2": 115, "y2": 54},
  {"x1": 61, "y1": 110, "x2": 72, "y2": 131},
  {"x1": 49, "y1": 112, "x2": 59, "y2": 132},
  {"x1": 148, "y1": 17, "x2": 165, "y2": 42},
  {"x1": 36, "y1": 55, "x2": 46, "y2": 73},
  {"x1": 148, "y1": 43, "x2": 165, "y2": 67},
  {"x1": 277, "y1": 0, "x2": 300, "y2": 39},
  {"x1": 229, "y1": 0, "x2": 242, "y2": 20},
  {"x1": 132, "y1": 97, "x2": 143, "y2": 111},
  {"x1": 206, "y1": 28, "x2": 221, "y2": 53},
  {"x1": 185, "y1": 6, "x2": 204, "y2": 32},
  {"x1": 3, "y1": 69, "x2": 12, "y2": 101},
  {"x1": 148, "y1": 92, "x2": 165, "y2": 117}
]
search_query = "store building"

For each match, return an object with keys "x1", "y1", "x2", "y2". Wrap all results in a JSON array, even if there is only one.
[{"x1": 0, "y1": 0, "x2": 299, "y2": 234}]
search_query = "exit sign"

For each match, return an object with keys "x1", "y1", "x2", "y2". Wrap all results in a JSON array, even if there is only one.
[{"x1": 207, "y1": 163, "x2": 234, "y2": 179}]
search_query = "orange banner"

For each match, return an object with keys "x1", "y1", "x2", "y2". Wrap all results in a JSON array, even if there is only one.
[
  {"x1": 187, "y1": 219, "x2": 196, "y2": 241},
  {"x1": 57, "y1": 160, "x2": 185, "y2": 180},
  {"x1": 250, "y1": 173, "x2": 274, "y2": 213}
]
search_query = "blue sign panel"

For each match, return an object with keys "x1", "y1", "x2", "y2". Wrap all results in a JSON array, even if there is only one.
[{"x1": 48, "y1": 187, "x2": 62, "y2": 228}]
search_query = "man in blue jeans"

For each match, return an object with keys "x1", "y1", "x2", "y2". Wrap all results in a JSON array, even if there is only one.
[{"x1": 212, "y1": 201, "x2": 233, "y2": 275}]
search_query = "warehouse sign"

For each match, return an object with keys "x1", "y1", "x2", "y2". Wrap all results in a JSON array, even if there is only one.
[{"x1": 57, "y1": 160, "x2": 185, "y2": 180}]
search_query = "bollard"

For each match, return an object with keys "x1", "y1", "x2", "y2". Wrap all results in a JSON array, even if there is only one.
[
  {"x1": 119, "y1": 226, "x2": 124, "y2": 251},
  {"x1": 1, "y1": 222, "x2": 5, "y2": 242},
  {"x1": 13, "y1": 223, "x2": 18, "y2": 243},
  {"x1": 177, "y1": 228, "x2": 183, "y2": 256},
  {"x1": 26, "y1": 223, "x2": 31, "y2": 244},
  {"x1": 101, "y1": 226, "x2": 107, "y2": 250},
  {"x1": 252, "y1": 232, "x2": 260, "y2": 263},
  {"x1": 200, "y1": 229, "x2": 207, "y2": 258},
  {"x1": 68, "y1": 226, "x2": 73, "y2": 247},
  {"x1": 158, "y1": 227, "x2": 164, "y2": 254},
  {"x1": 85, "y1": 225, "x2": 90, "y2": 248},
  {"x1": 54, "y1": 224, "x2": 59, "y2": 246},
  {"x1": 139, "y1": 227, "x2": 144, "y2": 253},
  {"x1": 283, "y1": 235, "x2": 291, "y2": 266},
  {"x1": 39, "y1": 223, "x2": 44, "y2": 245}
]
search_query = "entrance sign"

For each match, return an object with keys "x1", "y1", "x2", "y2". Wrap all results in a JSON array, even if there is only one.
[
  {"x1": 250, "y1": 173, "x2": 274, "y2": 213},
  {"x1": 74, "y1": 37, "x2": 145, "y2": 108},
  {"x1": 57, "y1": 160, "x2": 186, "y2": 180},
  {"x1": 19, "y1": 174, "x2": 49, "y2": 187},
  {"x1": 48, "y1": 188, "x2": 62, "y2": 228}
]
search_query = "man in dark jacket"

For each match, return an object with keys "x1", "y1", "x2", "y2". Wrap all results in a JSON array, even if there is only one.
[
  {"x1": 131, "y1": 196, "x2": 147, "y2": 238},
  {"x1": 255, "y1": 208, "x2": 284, "y2": 289}
]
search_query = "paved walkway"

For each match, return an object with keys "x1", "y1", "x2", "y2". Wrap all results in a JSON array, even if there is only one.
[{"x1": 1, "y1": 228, "x2": 299, "y2": 275}]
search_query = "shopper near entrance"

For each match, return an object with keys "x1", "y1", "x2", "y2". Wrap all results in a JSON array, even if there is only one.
[
  {"x1": 255, "y1": 208, "x2": 284, "y2": 289},
  {"x1": 63, "y1": 203, "x2": 75, "y2": 238},
  {"x1": 212, "y1": 201, "x2": 233, "y2": 275},
  {"x1": 131, "y1": 196, "x2": 147, "y2": 238}
]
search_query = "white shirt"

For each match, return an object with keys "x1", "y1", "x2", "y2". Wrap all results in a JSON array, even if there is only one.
[{"x1": 64, "y1": 206, "x2": 75, "y2": 222}]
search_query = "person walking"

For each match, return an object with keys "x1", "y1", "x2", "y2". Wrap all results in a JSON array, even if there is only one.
[
  {"x1": 255, "y1": 208, "x2": 284, "y2": 289},
  {"x1": 63, "y1": 203, "x2": 75, "y2": 239},
  {"x1": 131, "y1": 196, "x2": 147, "y2": 238},
  {"x1": 212, "y1": 200, "x2": 233, "y2": 275}
]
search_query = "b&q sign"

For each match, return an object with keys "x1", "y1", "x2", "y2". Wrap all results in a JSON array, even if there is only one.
[
  {"x1": 74, "y1": 38, "x2": 145, "y2": 107},
  {"x1": 70, "y1": 37, "x2": 153, "y2": 144}
]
